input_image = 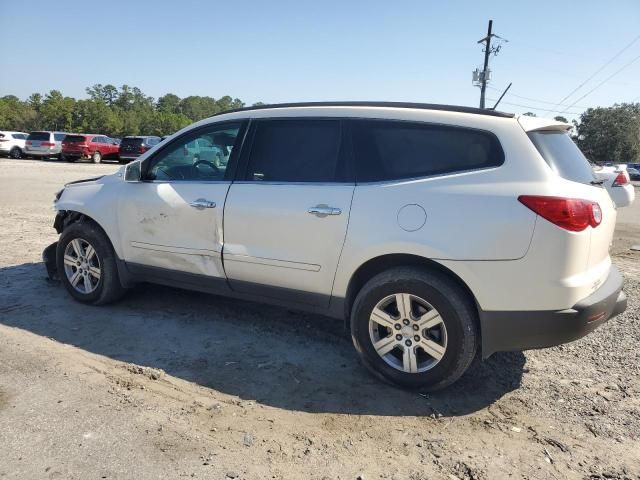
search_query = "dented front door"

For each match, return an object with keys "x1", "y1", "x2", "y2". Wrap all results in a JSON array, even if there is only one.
[{"x1": 117, "y1": 181, "x2": 229, "y2": 277}]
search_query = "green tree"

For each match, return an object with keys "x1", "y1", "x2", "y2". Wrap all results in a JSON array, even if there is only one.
[
  {"x1": 575, "y1": 103, "x2": 640, "y2": 163},
  {"x1": 554, "y1": 115, "x2": 568, "y2": 123},
  {"x1": 157, "y1": 93, "x2": 181, "y2": 114}
]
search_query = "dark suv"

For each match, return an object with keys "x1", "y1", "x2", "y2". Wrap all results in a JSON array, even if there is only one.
[{"x1": 118, "y1": 136, "x2": 161, "y2": 163}]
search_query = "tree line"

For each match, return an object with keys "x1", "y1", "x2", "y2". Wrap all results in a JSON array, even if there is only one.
[
  {"x1": 0, "y1": 85, "x2": 638, "y2": 162},
  {"x1": 0, "y1": 84, "x2": 257, "y2": 138}
]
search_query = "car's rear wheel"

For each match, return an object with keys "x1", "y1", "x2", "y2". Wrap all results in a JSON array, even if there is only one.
[
  {"x1": 57, "y1": 221, "x2": 125, "y2": 305},
  {"x1": 9, "y1": 147, "x2": 22, "y2": 159},
  {"x1": 92, "y1": 151, "x2": 102, "y2": 164},
  {"x1": 350, "y1": 266, "x2": 478, "y2": 391}
]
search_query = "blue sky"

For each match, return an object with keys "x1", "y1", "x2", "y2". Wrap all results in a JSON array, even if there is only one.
[{"x1": 1, "y1": 0, "x2": 638, "y2": 121}]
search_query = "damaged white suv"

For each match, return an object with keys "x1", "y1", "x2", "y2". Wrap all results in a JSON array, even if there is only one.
[{"x1": 44, "y1": 102, "x2": 627, "y2": 391}]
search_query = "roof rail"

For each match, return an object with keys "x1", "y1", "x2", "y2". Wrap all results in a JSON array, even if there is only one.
[{"x1": 212, "y1": 101, "x2": 514, "y2": 118}]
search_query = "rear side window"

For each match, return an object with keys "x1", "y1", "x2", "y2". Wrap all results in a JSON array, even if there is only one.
[
  {"x1": 28, "y1": 132, "x2": 50, "y2": 141},
  {"x1": 351, "y1": 120, "x2": 504, "y2": 182},
  {"x1": 12, "y1": 133, "x2": 26, "y2": 139},
  {"x1": 528, "y1": 131, "x2": 595, "y2": 184},
  {"x1": 148, "y1": 137, "x2": 160, "y2": 146},
  {"x1": 245, "y1": 120, "x2": 343, "y2": 182},
  {"x1": 54, "y1": 133, "x2": 66, "y2": 141}
]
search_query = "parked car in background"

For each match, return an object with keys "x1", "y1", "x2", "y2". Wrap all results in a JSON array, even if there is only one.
[
  {"x1": 25, "y1": 131, "x2": 68, "y2": 159},
  {"x1": 61, "y1": 134, "x2": 120, "y2": 163},
  {"x1": 592, "y1": 164, "x2": 635, "y2": 207},
  {"x1": 44, "y1": 103, "x2": 627, "y2": 391},
  {"x1": 118, "y1": 136, "x2": 161, "y2": 163},
  {"x1": 628, "y1": 166, "x2": 640, "y2": 181},
  {"x1": 0, "y1": 131, "x2": 28, "y2": 158}
]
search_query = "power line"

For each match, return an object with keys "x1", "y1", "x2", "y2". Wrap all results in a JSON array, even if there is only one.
[
  {"x1": 552, "y1": 33, "x2": 640, "y2": 111},
  {"x1": 486, "y1": 86, "x2": 590, "y2": 109},
  {"x1": 486, "y1": 98, "x2": 583, "y2": 114},
  {"x1": 558, "y1": 52, "x2": 640, "y2": 114}
]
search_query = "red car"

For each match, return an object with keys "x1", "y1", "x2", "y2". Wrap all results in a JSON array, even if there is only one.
[{"x1": 61, "y1": 134, "x2": 120, "y2": 163}]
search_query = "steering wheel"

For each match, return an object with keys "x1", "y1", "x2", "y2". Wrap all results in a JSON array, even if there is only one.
[{"x1": 193, "y1": 159, "x2": 220, "y2": 174}]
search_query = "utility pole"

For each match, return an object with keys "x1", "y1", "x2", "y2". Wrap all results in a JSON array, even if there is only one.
[{"x1": 478, "y1": 20, "x2": 493, "y2": 109}]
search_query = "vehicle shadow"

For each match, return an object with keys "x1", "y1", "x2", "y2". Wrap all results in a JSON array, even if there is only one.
[{"x1": 0, "y1": 263, "x2": 525, "y2": 417}]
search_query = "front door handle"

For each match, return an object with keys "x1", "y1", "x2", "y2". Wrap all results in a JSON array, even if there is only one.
[
  {"x1": 308, "y1": 204, "x2": 342, "y2": 217},
  {"x1": 189, "y1": 199, "x2": 216, "y2": 209}
]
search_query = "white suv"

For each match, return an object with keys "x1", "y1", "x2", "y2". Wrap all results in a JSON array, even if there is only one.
[
  {"x1": 0, "y1": 130, "x2": 28, "y2": 158},
  {"x1": 43, "y1": 103, "x2": 627, "y2": 391}
]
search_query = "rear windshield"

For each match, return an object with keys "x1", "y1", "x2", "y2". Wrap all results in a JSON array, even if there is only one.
[
  {"x1": 63, "y1": 135, "x2": 86, "y2": 143},
  {"x1": 28, "y1": 132, "x2": 50, "y2": 141},
  {"x1": 121, "y1": 137, "x2": 144, "y2": 146},
  {"x1": 528, "y1": 131, "x2": 595, "y2": 185}
]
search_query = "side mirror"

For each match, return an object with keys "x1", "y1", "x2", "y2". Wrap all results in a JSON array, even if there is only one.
[{"x1": 124, "y1": 161, "x2": 142, "y2": 182}]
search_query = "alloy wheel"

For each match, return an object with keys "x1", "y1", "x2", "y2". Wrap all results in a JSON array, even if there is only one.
[
  {"x1": 368, "y1": 293, "x2": 447, "y2": 373},
  {"x1": 63, "y1": 238, "x2": 101, "y2": 294}
]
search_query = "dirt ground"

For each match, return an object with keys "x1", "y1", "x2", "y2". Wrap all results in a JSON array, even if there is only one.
[{"x1": 0, "y1": 158, "x2": 639, "y2": 480}]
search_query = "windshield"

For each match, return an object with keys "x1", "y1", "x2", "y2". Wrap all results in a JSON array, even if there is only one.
[{"x1": 528, "y1": 131, "x2": 596, "y2": 185}]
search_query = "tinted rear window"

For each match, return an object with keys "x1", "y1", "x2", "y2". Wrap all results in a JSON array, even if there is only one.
[
  {"x1": 528, "y1": 131, "x2": 595, "y2": 184},
  {"x1": 121, "y1": 137, "x2": 144, "y2": 146},
  {"x1": 351, "y1": 120, "x2": 504, "y2": 182},
  {"x1": 245, "y1": 120, "x2": 342, "y2": 182},
  {"x1": 64, "y1": 135, "x2": 86, "y2": 143},
  {"x1": 28, "y1": 132, "x2": 50, "y2": 141}
]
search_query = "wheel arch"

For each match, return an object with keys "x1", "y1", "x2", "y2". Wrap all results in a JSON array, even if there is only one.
[
  {"x1": 342, "y1": 253, "x2": 480, "y2": 328},
  {"x1": 55, "y1": 210, "x2": 116, "y2": 253}
]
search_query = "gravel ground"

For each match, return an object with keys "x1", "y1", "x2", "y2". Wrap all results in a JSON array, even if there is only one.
[{"x1": 0, "y1": 158, "x2": 639, "y2": 480}]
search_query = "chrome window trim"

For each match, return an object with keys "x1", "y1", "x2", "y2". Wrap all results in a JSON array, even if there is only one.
[
  {"x1": 231, "y1": 181, "x2": 355, "y2": 187},
  {"x1": 353, "y1": 165, "x2": 502, "y2": 186}
]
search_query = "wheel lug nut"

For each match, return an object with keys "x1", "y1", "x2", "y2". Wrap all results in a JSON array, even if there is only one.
[
  {"x1": 394, "y1": 324, "x2": 401, "y2": 330},
  {"x1": 403, "y1": 319, "x2": 410, "y2": 325},
  {"x1": 395, "y1": 334, "x2": 402, "y2": 341},
  {"x1": 405, "y1": 340, "x2": 412, "y2": 347},
  {"x1": 414, "y1": 335, "x2": 420, "y2": 342},
  {"x1": 412, "y1": 324, "x2": 419, "y2": 331}
]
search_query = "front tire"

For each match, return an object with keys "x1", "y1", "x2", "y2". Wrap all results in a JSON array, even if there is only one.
[
  {"x1": 92, "y1": 151, "x2": 102, "y2": 163},
  {"x1": 57, "y1": 221, "x2": 125, "y2": 305},
  {"x1": 9, "y1": 147, "x2": 22, "y2": 159},
  {"x1": 350, "y1": 267, "x2": 478, "y2": 391}
]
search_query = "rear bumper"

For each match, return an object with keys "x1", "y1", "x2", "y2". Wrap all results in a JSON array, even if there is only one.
[{"x1": 480, "y1": 266, "x2": 627, "y2": 358}]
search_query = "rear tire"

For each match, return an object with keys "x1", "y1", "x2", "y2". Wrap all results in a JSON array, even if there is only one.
[
  {"x1": 57, "y1": 221, "x2": 126, "y2": 305},
  {"x1": 92, "y1": 151, "x2": 102, "y2": 164},
  {"x1": 350, "y1": 266, "x2": 478, "y2": 391},
  {"x1": 9, "y1": 147, "x2": 22, "y2": 159}
]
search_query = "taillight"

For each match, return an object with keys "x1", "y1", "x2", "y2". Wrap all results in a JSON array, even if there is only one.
[
  {"x1": 41, "y1": 142, "x2": 55, "y2": 148},
  {"x1": 612, "y1": 171, "x2": 629, "y2": 186},
  {"x1": 518, "y1": 195, "x2": 601, "y2": 232},
  {"x1": 26, "y1": 140, "x2": 32, "y2": 145},
  {"x1": 139, "y1": 144, "x2": 147, "y2": 153}
]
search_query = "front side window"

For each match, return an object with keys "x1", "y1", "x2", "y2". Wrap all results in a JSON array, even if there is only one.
[
  {"x1": 54, "y1": 133, "x2": 66, "y2": 141},
  {"x1": 245, "y1": 119, "x2": 343, "y2": 182},
  {"x1": 146, "y1": 123, "x2": 242, "y2": 181},
  {"x1": 351, "y1": 120, "x2": 504, "y2": 182}
]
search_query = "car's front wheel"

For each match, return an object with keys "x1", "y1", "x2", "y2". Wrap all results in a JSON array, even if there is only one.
[
  {"x1": 92, "y1": 151, "x2": 102, "y2": 163},
  {"x1": 350, "y1": 267, "x2": 478, "y2": 391},
  {"x1": 57, "y1": 221, "x2": 125, "y2": 305}
]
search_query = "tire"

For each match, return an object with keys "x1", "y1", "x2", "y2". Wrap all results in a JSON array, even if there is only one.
[
  {"x1": 9, "y1": 147, "x2": 22, "y2": 159},
  {"x1": 350, "y1": 266, "x2": 478, "y2": 391},
  {"x1": 92, "y1": 151, "x2": 102, "y2": 164},
  {"x1": 56, "y1": 220, "x2": 126, "y2": 305}
]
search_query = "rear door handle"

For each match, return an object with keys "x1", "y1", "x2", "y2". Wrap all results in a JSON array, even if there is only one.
[
  {"x1": 189, "y1": 199, "x2": 216, "y2": 209},
  {"x1": 308, "y1": 205, "x2": 342, "y2": 217}
]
